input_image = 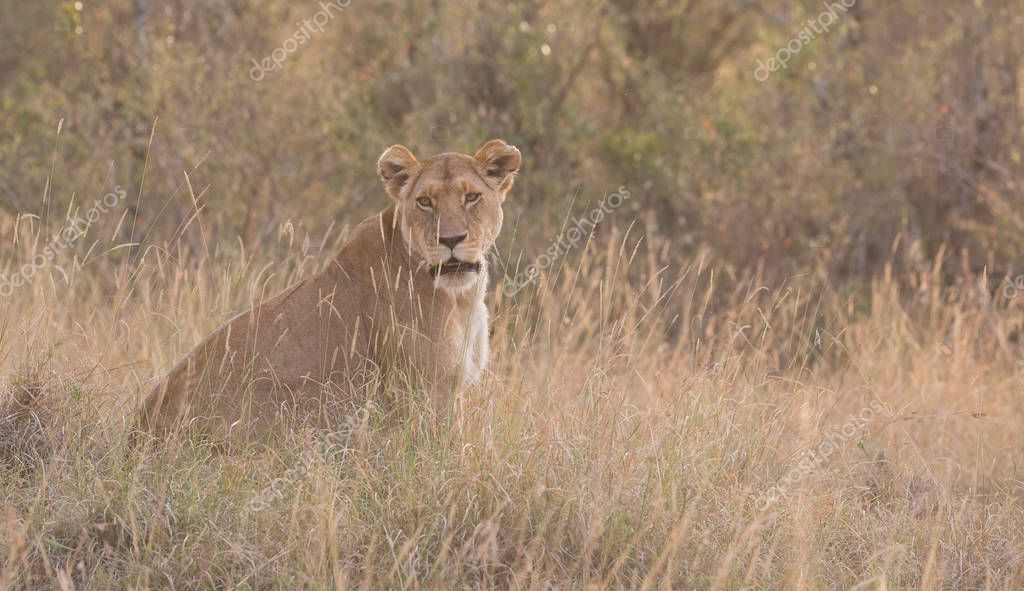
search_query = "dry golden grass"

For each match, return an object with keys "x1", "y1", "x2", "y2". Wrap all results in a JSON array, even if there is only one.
[
  {"x1": 2, "y1": 209, "x2": 1024, "y2": 589},
  {"x1": 2, "y1": 0, "x2": 1022, "y2": 587}
]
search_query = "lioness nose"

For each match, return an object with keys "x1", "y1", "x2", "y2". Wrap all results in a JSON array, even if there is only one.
[{"x1": 438, "y1": 234, "x2": 467, "y2": 249}]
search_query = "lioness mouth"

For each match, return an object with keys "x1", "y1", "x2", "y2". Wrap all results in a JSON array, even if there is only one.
[{"x1": 429, "y1": 260, "x2": 481, "y2": 277}]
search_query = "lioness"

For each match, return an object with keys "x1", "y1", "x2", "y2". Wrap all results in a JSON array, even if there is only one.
[{"x1": 138, "y1": 139, "x2": 521, "y2": 439}]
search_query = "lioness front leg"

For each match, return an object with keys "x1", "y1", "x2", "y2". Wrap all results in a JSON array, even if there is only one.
[{"x1": 427, "y1": 366, "x2": 464, "y2": 418}]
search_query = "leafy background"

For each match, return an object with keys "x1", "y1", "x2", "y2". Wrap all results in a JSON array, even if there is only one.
[
  {"x1": 2, "y1": 1, "x2": 1024, "y2": 588},
  {"x1": 2, "y1": 0, "x2": 1021, "y2": 288}
]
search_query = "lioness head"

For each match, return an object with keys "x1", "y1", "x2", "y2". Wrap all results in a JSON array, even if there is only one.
[{"x1": 377, "y1": 139, "x2": 521, "y2": 292}]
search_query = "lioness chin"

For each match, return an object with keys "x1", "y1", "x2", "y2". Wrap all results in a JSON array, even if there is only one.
[{"x1": 138, "y1": 139, "x2": 521, "y2": 440}]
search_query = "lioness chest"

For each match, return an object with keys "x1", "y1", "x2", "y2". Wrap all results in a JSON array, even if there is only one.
[{"x1": 452, "y1": 296, "x2": 489, "y2": 386}]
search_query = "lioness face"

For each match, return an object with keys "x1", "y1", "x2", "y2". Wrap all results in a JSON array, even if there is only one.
[{"x1": 377, "y1": 140, "x2": 521, "y2": 293}]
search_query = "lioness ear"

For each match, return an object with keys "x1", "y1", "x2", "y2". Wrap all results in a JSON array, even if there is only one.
[
  {"x1": 377, "y1": 145, "x2": 419, "y2": 200},
  {"x1": 474, "y1": 139, "x2": 521, "y2": 194}
]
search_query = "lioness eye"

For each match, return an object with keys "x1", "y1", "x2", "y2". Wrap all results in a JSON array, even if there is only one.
[
  {"x1": 416, "y1": 196, "x2": 433, "y2": 209},
  {"x1": 465, "y1": 192, "x2": 482, "y2": 204}
]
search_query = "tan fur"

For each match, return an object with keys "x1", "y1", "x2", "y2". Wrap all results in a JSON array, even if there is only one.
[{"x1": 138, "y1": 140, "x2": 521, "y2": 440}]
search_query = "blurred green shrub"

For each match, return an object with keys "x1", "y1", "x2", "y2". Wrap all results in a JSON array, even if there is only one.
[{"x1": 0, "y1": 0, "x2": 1020, "y2": 290}]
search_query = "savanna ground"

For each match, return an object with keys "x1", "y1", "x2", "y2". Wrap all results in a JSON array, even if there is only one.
[{"x1": 2, "y1": 0, "x2": 1024, "y2": 588}]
